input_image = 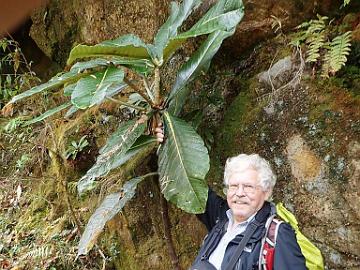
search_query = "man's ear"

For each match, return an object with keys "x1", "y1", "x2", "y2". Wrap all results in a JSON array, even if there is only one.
[{"x1": 264, "y1": 189, "x2": 272, "y2": 201}]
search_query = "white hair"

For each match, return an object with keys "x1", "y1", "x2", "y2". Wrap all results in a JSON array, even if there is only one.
[{"x1": 223, "y1": 154, "x2": 276, "y2": 192}]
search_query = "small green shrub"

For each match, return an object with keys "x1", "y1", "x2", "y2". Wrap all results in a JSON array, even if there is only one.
[
  {"x1": 15, "y1": 154, "x2": 30, "y2": 171},
  {"x1": 64, "y1": 135, "x2": 89, "y2": 160},
  {"x1": 3, "y1": 117, "x2": 24, "y2": 133}
]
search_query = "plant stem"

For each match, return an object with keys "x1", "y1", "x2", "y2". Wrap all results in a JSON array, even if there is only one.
[
  {"x1": 153, "y1": 67, "x2": 161, "y2": 106},
  {"x1": 160, "y1": 193, "x2": 181, "y2": 270},
  {"x1": 143, "y1": 76, "x2": 155, "y2": 102},
  {"x1": 123, "y1": 77, "x2": 153, "y2": 106},
  {"x1": 106, "y1": 97, "x2": 146, "y2": 111},
  {"x1": 142, "y1": 172, "x2": 159, "y2": 178},
  {"x1": 6, "y1": 33, "x2": 33, "y2": 74}
]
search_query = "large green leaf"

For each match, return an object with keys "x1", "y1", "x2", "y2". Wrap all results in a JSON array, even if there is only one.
[
  {"x1": 78, "y1": 175, "x2": 151, "y2": 255},
  {"x1": 158, "y1": 112, "x2": 209, "y2": 214},
  {"x1": 24, "y1": 102, "x2": 71, "y2": 126},
  {"x1": 107, "y1": 135, "x2": 157, "y2": 167},
  {"x1": 64, "y1": 105, "x2": 79, "y2": 119},
  {"x1": 168, "y1": 30, "x2": 235, "y2": 115},
  {"x1": 8, "y1": 58, "x2": 115, "y2": 104},
  {"x1": 71, "y1": 67, "x2": 125, "y2": 109},
  {"x1": 63, "y1": 83, "x2": 77, "y2": 97},
  {"x1": 70, "y1": 57, "x2": 152, "y2": 76},
  {"x1": 64, "y1": 77, "x2": 128, "y2": 118},
  {"x1": 110, "y1": 57, "x2": 154, "y2": 75},
  {"x1": 77, "y1": 118, "x2": 147, "y2": 194},
  {"x1": 152, "y1": 0, "x2": 201, "y2": 64},
  {"x1": 67, "y1": 34, "x2": 153, "y2": 65},
  {"x1": 8, "y1": 71, "x2": 87, "y2": 104},
  {"x1": 167, "y1": 0, "x2": 244, "y2": 115},
  {"x1": 162, "y1": 0, "x2": 244, "y2": 62},
  {"x1": 190, "y1": 0, "x2": 242, "y2": 30},
  {"x1": 70, "y1": 58, "x2": 112, "y2": 73},
  {"x1": 176, "y1": 9, "x2": 242, "y2": 39}
]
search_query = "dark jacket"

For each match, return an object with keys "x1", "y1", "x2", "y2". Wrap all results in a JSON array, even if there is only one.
[{"x1": 191, "y1": 189, "x2": 307, "y2": 270}]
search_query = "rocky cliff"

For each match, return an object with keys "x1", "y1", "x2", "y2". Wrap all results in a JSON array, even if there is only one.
[{"x1": 1, "y1": 0, "x2": 359, "y2": 269}]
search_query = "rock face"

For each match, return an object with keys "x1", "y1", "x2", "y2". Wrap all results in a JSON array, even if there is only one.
[
  {"x1": 28, "y1": 0, "x2": 340, "y2": 66},
  {"x1": 29, "y1": 0, "x2": 169, "y2": 65},
  {"x1": 286, "y1": 135, "x2": 360, "y2": 267},
  {"x1": 14, "y1": 0, "x2": 359, "y2": 269},
  {"x1": 223, "y1": 0, "x2": 337, "y2": 57}
]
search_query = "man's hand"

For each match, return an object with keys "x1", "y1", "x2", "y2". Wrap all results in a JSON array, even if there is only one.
[{"x1": 155, "y1": 124, "x2": 165, "y2": 143}]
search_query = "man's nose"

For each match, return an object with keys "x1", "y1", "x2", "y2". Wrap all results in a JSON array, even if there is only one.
[{"x1": 235, "y1": 185, "x2": 245, "y2": 196}]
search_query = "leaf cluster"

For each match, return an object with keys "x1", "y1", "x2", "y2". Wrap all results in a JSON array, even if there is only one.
[
  {"x1": 64, "y1": 135, "x2": 89, "y2": 160},
  {"x1": 5, "y1": 0, "x2": 245, "y2": 257},
  {"x1": 290, "y1": 15, "x2": 352, "y2": 77}
]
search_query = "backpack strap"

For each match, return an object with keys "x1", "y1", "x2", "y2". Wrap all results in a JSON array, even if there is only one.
[
  {"x1": 266, "y1": 218, "x2": 283, "y2": 246},
  {"x1": 258, "y1": 217, "x2": 284, "y2": 270},
  {"x1": 200, "y1": 219, "x2": 228, "y2": 261}
]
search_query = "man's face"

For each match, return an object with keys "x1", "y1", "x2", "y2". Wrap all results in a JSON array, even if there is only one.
[{"x1": 226, "y1": 168, "x2": 270, "y2": 224}]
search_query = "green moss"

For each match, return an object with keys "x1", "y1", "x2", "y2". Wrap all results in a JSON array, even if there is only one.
[
  {"x1": 114, "y1": 244, "x2": 138, "y2": 270},
  {"x1": 207, "y1": 78, "x2": 265, "y2": 186},
  {"x1": 308, "y1": 102, "x2": 332, "y2": 122},
  {"x1": 220, "y1": 90, "x2": 262, "y2": 156}
]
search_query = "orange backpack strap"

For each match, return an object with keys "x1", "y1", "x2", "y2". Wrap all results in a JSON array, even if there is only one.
[{"x1": 259, "y1": 217, "x2": 284, "y2": 270}]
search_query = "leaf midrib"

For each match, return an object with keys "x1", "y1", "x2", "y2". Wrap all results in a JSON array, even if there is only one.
[{"x1": 164, "y1": 112, "x2": 202, "y2": 202}]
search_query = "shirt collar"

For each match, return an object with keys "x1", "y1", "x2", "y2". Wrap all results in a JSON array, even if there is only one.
[{"x1": 226, "y1": 209, "x2": 256, "y2": 228}]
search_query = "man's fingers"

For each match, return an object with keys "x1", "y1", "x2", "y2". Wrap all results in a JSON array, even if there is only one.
[
  {"x1": 155, "y1": 127, "x2": 163, "y2": 134},
  {"x1": 155, "y1": 126, "x2": 165, "y2": 143},
  {"x1": 156, "y1": 133, "x2": 164, "y2": 143}
]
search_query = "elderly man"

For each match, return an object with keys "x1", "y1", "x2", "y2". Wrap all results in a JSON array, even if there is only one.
[{"x1": 155, "y1": 129, "x2": 306, "y2": 269}]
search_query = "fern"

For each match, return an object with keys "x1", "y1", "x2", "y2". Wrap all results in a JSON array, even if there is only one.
[
  {"x1": 306, "y1": 32, "x2": 327, "y2": 63},
  {"x1": 22, "y1": 245, "x2": 54, "y2": 260},
  {"x1": 305, "y1": 15, "x2": 328, "y2": 35},
  {"x1": 322, "y1": 31, "x2": 352, "y2": 76},
  {"x1": 303, "y1": 16, "x2": 328, "y2": 63},
  {"x1": 291, "y1": 15, "x2": 327, "y2": 48},
  {"x1": 291, "y1": 15, "x2": 352, "y2": 77}
]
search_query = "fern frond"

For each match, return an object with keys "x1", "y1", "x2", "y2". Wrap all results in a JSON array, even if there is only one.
[
  {"x1": 291, "y1": 15, "x2": 327, "y2": 47},
  {"x1": 51, "y1": 214, "x2": 68, "y2": 227},
  {"x1": 67, "y1": 181, "x2": 78, "y2": 194},
  {"x1": 306, "y1": 33, "x2": 326, "y2": 63},
  {"x1": 326, "y1": 31, "x2": 352, "y2": 74},
  {"x1": 306, "y1": 15, "x2": 328, "y2": 35},
  {"x1": 23, "y1": 245, "x2": 54, "y2": 260},
  {"x1": 296, "y1": 21, "x2": 310, "y2": 30},
  {"x1": 289, "y1": 30, "x2": 307, "y2": 46}
]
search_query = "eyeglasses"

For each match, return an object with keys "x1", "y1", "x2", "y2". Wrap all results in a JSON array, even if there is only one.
[{"x1": 223, "y1": 183, "x2": 260, "y2": 195}]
